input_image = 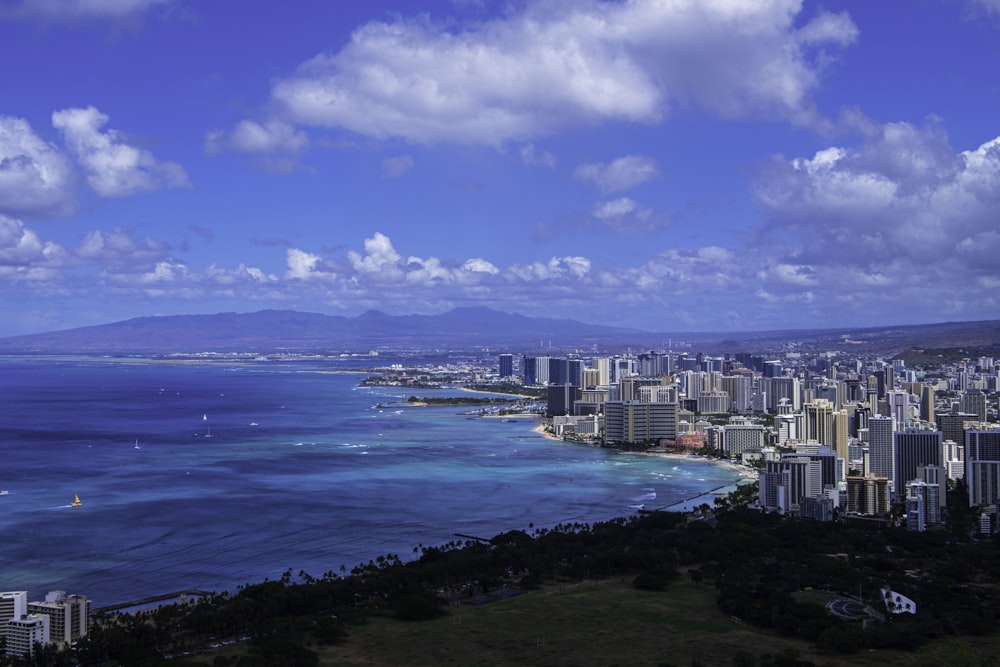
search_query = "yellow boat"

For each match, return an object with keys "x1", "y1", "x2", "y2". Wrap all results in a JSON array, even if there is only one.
[{"x1": 71, "y1": 493, "x2": 82, "y2": 508}]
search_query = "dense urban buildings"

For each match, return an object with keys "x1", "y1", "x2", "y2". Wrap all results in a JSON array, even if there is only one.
[
  {"x1": 1, "y1": 590, "x2": 89, "y2": 659},
  {"x1": 503, "y1": 345, "x2": 999, "y2": 531}
]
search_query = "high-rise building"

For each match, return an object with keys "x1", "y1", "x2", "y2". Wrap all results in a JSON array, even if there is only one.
[
  {"x1": 498, "y1": 354, "x2": 513, "y2": 378},
  {"x1": 593, "y1": 357, "x2": 611, "y2": 386},
  {"x1": 580, "y1": 368, "x2": 601, "y2": 390},
  {"x1": 0, "y1": 591, "x2": 27, "y2": 625},
  {"x1": 917, "y1": 465, "x2": 947, "y2": 514},
  {"x1": 522, "y1": 355, "x2": 538, "y2": 386},
  {"x1": 603, "y1": 401, "x2": 679, "y2": 445},
  {"x1": 886, "y1": 390, "x2": 912, "y2": 426},
  {"x1": 961, "y1": 390, "x2": 988, "y2": 422},
  {"x1": 776, "y1": 413, "x2": 801, "y2": 445},
  {"x1": 766, "y1": 376, "x2": 800, "y2": 411},
  {"x1": 868, "y1": 416, "x2": 895, "y2": 481},
  {"x1": 965, "y1": 430, "x2": 1000, "y2": 508},
  {"x1": 637, "y1": 384, "x2": 676, "y2": 403},
  {"x1": 920, "y1": 385, "x2": 935, "y2": 424},
  {"x1": 679, "y1": 355, "x2": 699, "y2": 372},
  {"x1": 722, "y1": 373, "x2": 753, "y2": 414},
  {"x1": 844, "y1": 378, "x2": 865, "y2": 403},
  {"x1": 804, "y1": 399, "x2": 834, "y2": 447},
  {"x1": 846, "y1": 475, "x2": 891, "y2": 516},
  {"x1": 813, "y1": 382, "x2": 839, "y2": 406},
  {"x1": 866, "y1": 388, "x2": 879, "y2": 415},
  {"x1": 800, "y1": 495, "x2": 835, "y2": 521},
  {"x1": 759, "y1": 456, "x2": 822, "y2": 514},
  {"x1": 637, "y1": 351, "x2": 672, "y2": 377},
  {"x1": 548, "y1": 358, "x2": 569, "y2": 386},
  {"x1": 27, "y1": 591, "x2": 90, "y2": 647},
  {"x1": 722, "y1": 422, "x2": 766, "y2": 458},
  {"x1": 876, "y1": 366, "x2": 895, "y2": 398},
  {"x1": 697, "y1": 390, "x2": 731, "y2": 414},
  {"x1": 546, "y1": 383, "x2": 577, "y2": 417},
  {"x1": 567, "y1": 358, "x2": 585, "y2": 389},
  {"x1": 939, "y1": 412, "x2": 979, "y2": 451},
  {"x1": 907, "y1": 479, "x2": 941, "y2": 530},
  {"x1": 893, "y1": 429, "x2": 943, "y2": 498},
  {"x1": 534, "y1": 356, "x2": 551, "y2": 385},
  {"x1": 619, "y1": 376, "x2": 664, "y2": 402},
  {"x1": 944, "y1": 439, "x2": 965, "y2": 481},
  {"x1": 832, "y1": 409, "x2": 849, "y2": 466},
  {"x1": 4, "y1": 614, "x2": 49, "y2": 660},
  {"x1": 613, "y1": 357, "x2": 636, "y2": 382},
  {"x1": 787, "y1": 443, "x2": 838, "y2": 490}
]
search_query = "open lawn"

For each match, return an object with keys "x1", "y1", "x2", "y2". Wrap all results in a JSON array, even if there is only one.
[{"x1": 187, "y1": 575, "x2": 999, "y2": 666}]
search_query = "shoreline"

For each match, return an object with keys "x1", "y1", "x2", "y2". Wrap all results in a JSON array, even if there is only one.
[
  {"x1": 531, "y1": 422, "x2": 564, "y2": 442},
  {"x1": 529, "y1": 420, "x2": 757, "y2": 485},
  {"x1": 635, "y1": 449, "x2": 758, "y2": 483}
]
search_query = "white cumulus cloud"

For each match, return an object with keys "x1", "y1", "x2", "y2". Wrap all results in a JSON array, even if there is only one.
[
  {"x1": 0, "y1": 115, "x2": 77, "y2": 218},
  {"x1": 348, "y1": 231, "x2": 404, "y2": 279},
  {"x1": 0, "y1": 215, "x2": 66, "y2": 266},
  {"x1": 462, "y1": 257, "x2": 499, "y2": 274},
  {"x1": 52, "y1": 106, "x2": 189, "y2": 197},
  {"x1": 285, "y1": 247, "x2": 337, "y2": 281},
  {"x1": 263, "y1": 0, "x2": 855, "y2": 146},
  {"x1": 757, "y1": 122, "x2": 1000, "y2": 269}
]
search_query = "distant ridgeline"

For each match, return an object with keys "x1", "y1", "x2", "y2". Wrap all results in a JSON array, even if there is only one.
[
  {"x1": 895, "y1": 346, "x2": 1000, "y2": 366},
  {"x1": 1, "y1": 308, "x2": 999, "y2": 355}
]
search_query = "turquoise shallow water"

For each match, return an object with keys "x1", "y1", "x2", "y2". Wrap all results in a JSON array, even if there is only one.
[{"x1": 0, "y1": 357, "x2": 742, "y2": 605}]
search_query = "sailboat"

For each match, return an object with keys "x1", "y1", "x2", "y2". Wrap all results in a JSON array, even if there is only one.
[
  {"x1": 134, "y1": 439, "x2": 140, "y2": 450},
  {"x1": 71, "y1": 493, "x2": 82, "y2": 508},
  {"x1": 203, "y1": 414, "x2": 212, "y2": 438}
]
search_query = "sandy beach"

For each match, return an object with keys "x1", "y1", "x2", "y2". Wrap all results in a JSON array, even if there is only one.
[
  {"x1": 637, "y1": 450, "x2": 758, "y2": 483},
  {"x1": 529, "y1": 422, "x2": 758, "y2": 484},
  {"x1": 532, "y1": 422, "x2": 564, "y2": 442}
]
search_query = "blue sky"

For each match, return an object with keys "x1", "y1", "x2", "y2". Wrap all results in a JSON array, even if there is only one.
[{"x1": 2, "y1": 0, "x2": 1000, "y2": 337}]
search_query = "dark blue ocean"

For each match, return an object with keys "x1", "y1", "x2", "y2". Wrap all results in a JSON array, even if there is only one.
[{"x1": 0, "y1": 356, "x2": 742, "y2": 605}]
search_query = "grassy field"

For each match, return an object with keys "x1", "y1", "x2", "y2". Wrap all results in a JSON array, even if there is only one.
[{"x1": 186, "y1": 574, "x2": 1000, "y2": 666}]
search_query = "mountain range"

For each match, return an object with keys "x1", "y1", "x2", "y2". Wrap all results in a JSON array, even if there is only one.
[
  {"x1": 0, "y1": 308, "x2": 647, "y2": 354},
  {"x1": 0, "y1": 308, "x2": 998, "y2": 356}
]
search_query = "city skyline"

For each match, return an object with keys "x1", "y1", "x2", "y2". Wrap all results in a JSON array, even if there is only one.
[{"x1": 2, "y1": 1, "x2": 1000, "y2": 337}]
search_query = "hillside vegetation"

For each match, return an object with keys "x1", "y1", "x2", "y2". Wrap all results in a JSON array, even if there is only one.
[{"x1": 28, "y1": 487, "x2": 999, "y2": 667}]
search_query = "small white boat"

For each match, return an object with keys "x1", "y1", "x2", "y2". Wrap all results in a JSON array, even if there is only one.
[{"x1": 134, "y1": 439, "x2": 141, "y2": 450}]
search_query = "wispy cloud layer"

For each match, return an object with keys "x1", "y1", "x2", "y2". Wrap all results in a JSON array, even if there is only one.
[
  {"x1": 575, "y1": 155, "x2": 659, "y2": 193},
  {"x1": 0, "y1": 0, "x2": 171, "y2": 20},
  {"x1": 0, "y1": 116, "x2": 77, "y2": 218},
  {"x1": 205, "y1": 120, "x2": 309, "y2": 172}
]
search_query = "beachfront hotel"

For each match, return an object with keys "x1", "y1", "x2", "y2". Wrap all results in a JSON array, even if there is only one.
[{"x1": 1, "y1": 590, "x2": 90, "y2": 659}]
